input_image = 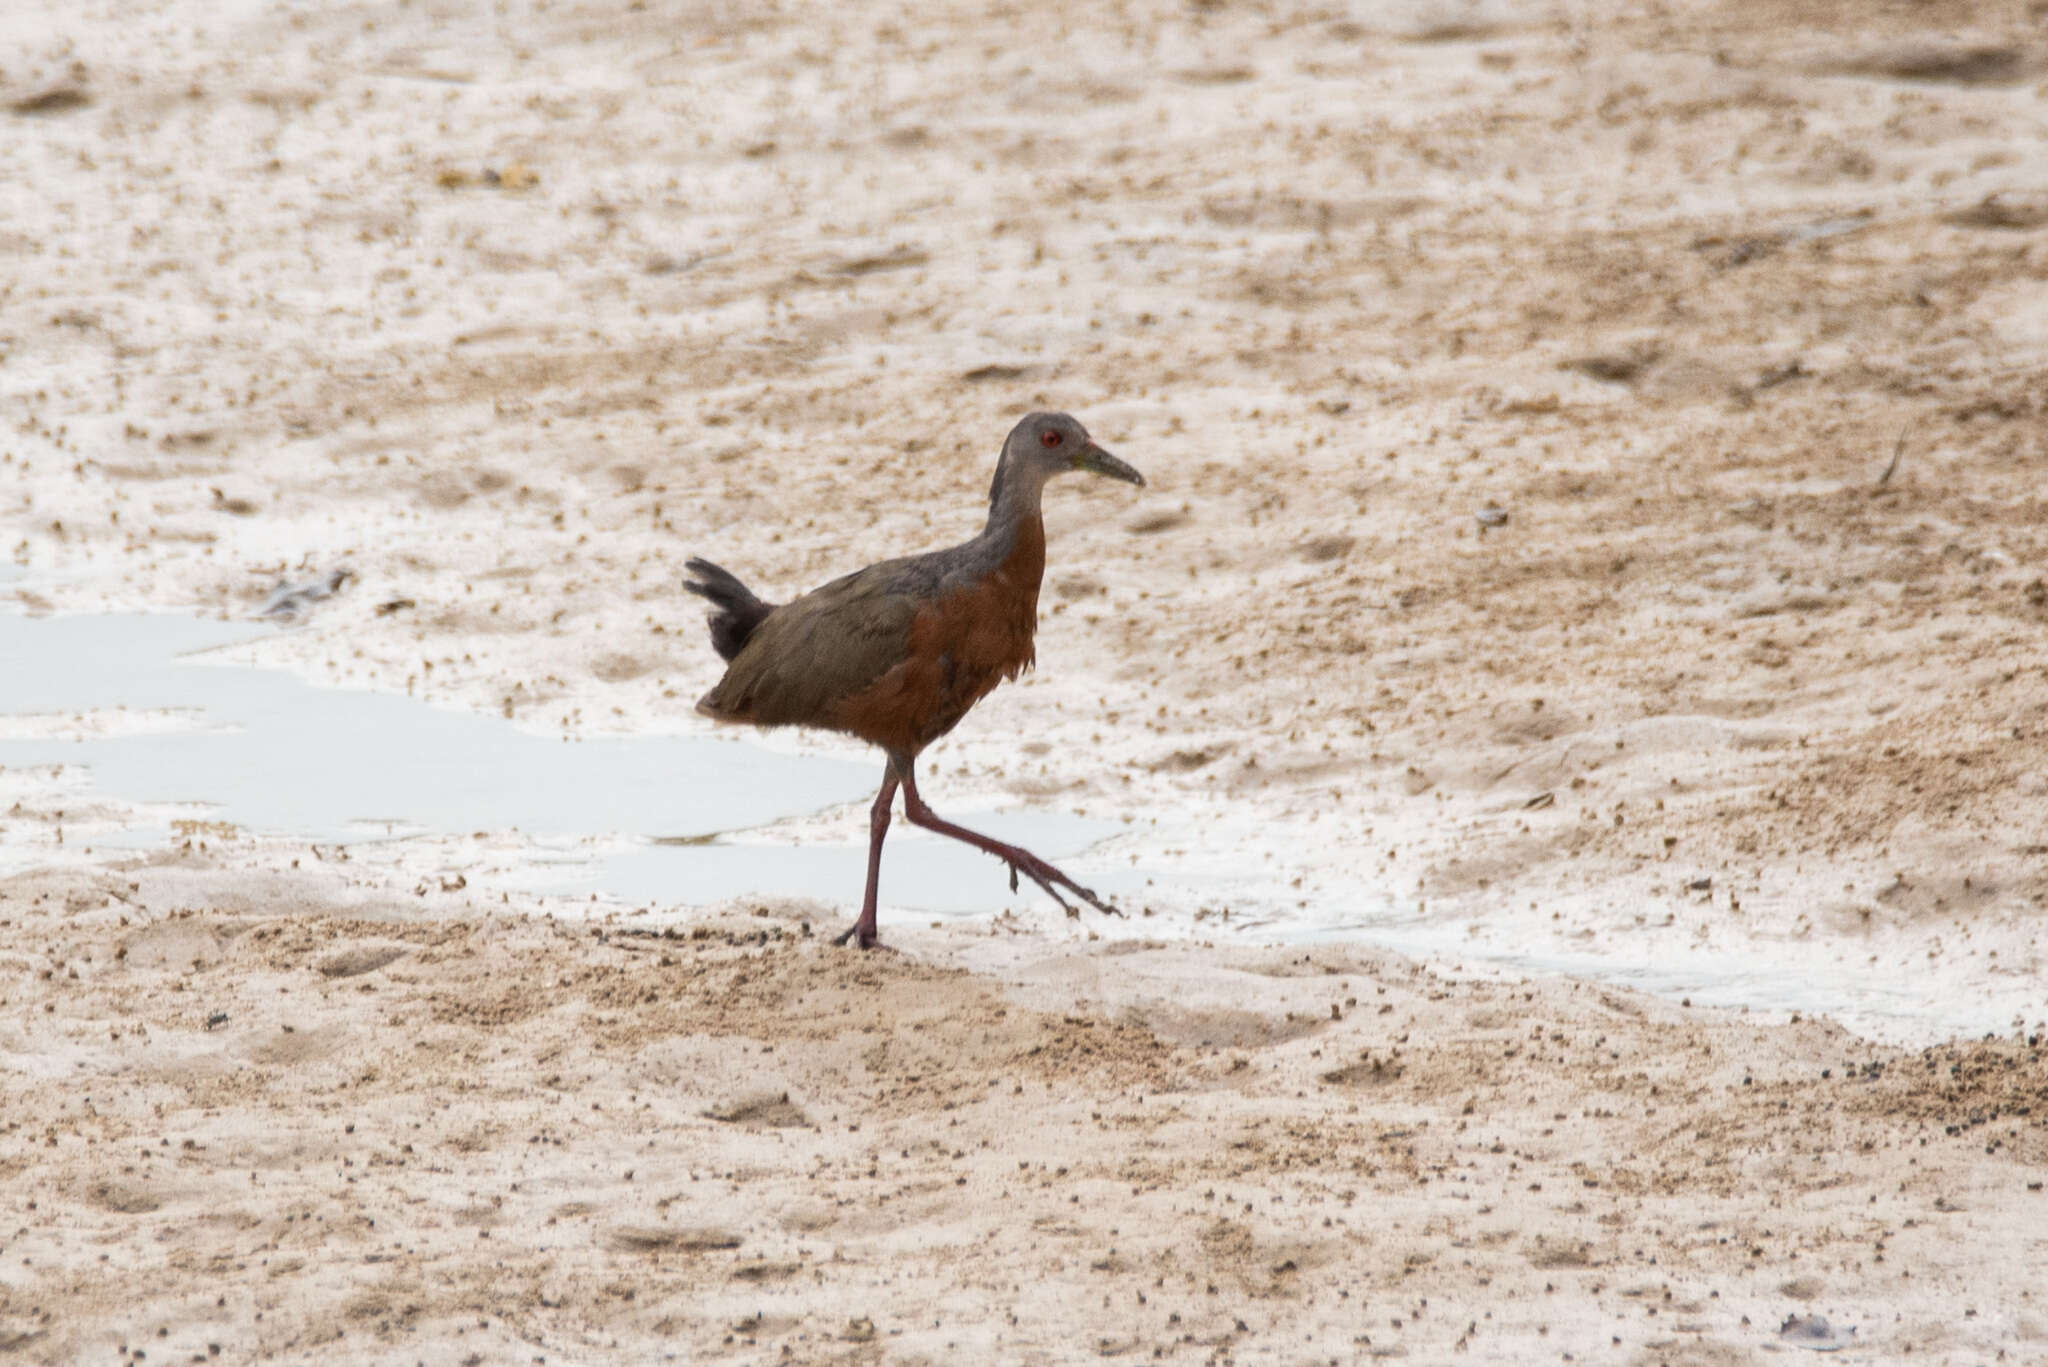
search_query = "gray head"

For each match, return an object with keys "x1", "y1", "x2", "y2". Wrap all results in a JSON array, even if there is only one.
[{"x1": 989, "y1": 411, "x2": 1144, "y2": 509}]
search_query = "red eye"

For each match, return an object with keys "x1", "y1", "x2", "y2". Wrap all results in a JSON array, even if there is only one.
[{"x1": 1040, "y1": 430, "x2": 1063, "y2": 448}]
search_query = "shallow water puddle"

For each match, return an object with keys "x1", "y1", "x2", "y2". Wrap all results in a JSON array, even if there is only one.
[
  {"x1": 0, "y1": 612, "x2": 1147, "y2": 913},
  {"x1": 0, "y1": 613, "x2": 880, "y2": 844}
]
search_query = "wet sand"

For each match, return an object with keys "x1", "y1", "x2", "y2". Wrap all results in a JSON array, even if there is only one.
[{"x1": 5, "y1": 0, "x2": 2048, "y2": 1361}]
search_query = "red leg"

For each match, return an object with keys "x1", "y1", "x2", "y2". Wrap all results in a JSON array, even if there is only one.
[
  {"x1": 835, "y1": 764, "x2": 899, "y2": 949},
  {"x1": 896, "y1": 761, "x2": 1122, "y2": 921}
]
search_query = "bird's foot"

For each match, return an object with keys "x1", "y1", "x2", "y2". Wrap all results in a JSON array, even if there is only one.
[
  {"x1": 894, "y1": 792, "x2": 1124, "y2": 922},
  {"x1": 832, "y1": 922, "x2": 884, "y2": 950},
  {"x1": 1005, "y1": 853, "x2": 1124, "y2": 921}
]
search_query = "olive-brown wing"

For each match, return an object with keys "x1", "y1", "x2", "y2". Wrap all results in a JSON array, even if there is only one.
[{"x1": 697, "y1": 563, "x2": 921, "y2": 732}]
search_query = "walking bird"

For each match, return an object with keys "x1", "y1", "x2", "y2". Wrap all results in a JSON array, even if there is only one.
[{"x1": 685, "y1": 411, "x2": 1144, "y2": 948}]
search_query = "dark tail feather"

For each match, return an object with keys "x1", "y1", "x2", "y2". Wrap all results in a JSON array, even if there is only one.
[{"x1": 684, "y1": 556, "x2": 775, "y2": 662}]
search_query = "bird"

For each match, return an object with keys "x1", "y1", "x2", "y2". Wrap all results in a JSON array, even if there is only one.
[{"x1": 684, "y1": 411, "x2": 1145, "y2": 949}]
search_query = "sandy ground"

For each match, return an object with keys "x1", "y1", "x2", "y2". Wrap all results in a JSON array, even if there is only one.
[{"x1": 5, "y1": 0, "x2": 2048, "y2": 1361}]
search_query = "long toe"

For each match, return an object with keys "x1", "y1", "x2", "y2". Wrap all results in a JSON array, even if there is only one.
[
  {"x1": 834, "y1": 924, "x2": 888, "y2": 950},
  {"x1": 1058, "y1": 874, "x2": 1121, "y2": 918},
  {"x1": 1014, "y1": 857, "x2": 1120, "y2": 919}
]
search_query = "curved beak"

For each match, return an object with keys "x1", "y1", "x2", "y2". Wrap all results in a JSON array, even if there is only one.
[{"x1": 1075, "y1": 441, "x2": 1145, "y2": 488}]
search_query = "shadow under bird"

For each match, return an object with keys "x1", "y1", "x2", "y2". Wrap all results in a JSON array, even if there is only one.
[{"x1": 685, "y1": 411, "x2": 1145, "y2": 949}]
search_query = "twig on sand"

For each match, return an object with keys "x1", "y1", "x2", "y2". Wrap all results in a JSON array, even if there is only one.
[{"x1": 1877, "y1": 429, "x2": 1907, "y2": 486}]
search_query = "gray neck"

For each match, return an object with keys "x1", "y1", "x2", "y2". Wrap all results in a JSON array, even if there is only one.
[{"x1": 984, "y1": 450, "x2": 1050, "y2": 538}]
